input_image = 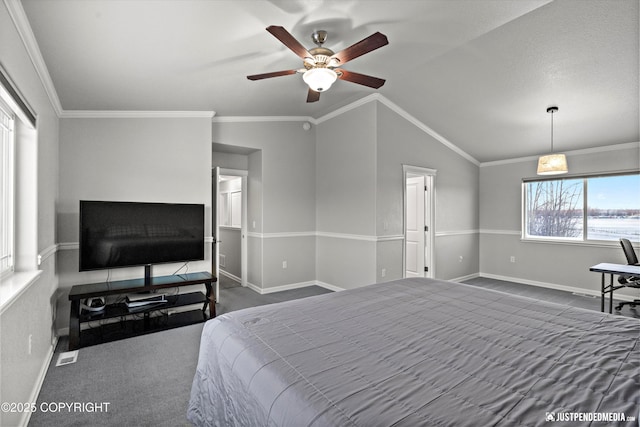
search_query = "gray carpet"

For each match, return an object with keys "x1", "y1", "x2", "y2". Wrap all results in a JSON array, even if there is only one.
[
  {"x1": 29, "y1": 276, "x2": 638, "y2": 426},
  {"x1": 462, "y1": 276, "x2": 640, "y2": 319},
  {"x1": 29, "y1": 278, "x2": 331, "y2": 427}
]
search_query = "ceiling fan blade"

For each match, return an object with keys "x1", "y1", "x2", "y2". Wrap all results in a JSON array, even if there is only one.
[
  {"x1": 266, "y1": 25, "x2": 313, "y2": 60},
  {"x1": 336, "y1": 69, "x2": 386, "y2": 89},
  {"x1": 247, "y1": 69, "x2": 298, "y2": 80},
  {"x1": 330, "y1": 32, "x2": 389, "y2": 65},
  {"x1": 306, "y1": 89, "x2": 320, "y2": 103}
]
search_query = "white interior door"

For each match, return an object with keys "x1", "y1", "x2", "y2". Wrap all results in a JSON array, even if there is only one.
[
  {"x1": 405, "y1": 175, "x2": 425, "y2": 277},
  {"x1": 212, "y1": 167, "x2": 220, "y2": 302}
]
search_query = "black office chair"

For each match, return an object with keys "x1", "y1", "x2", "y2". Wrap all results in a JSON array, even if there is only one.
[{"x1": 615, "y1": 238, "x2": 640, "y2": 311}]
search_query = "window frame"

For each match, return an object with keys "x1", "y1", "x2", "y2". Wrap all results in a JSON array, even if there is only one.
[
  {"x1": 0, "y1": 97, "x2": 15, "y2": 278},
  {"x1": 522, "y1": 170, "x2": 640, "y2": 245}
]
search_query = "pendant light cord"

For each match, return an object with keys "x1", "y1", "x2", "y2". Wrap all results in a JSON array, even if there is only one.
[
  {"x1": 547, "y1": 106, "x2": 558, "y2": 153},
  {"x1": 550, "y1": 109, "x2": 554, "y2": 153}
]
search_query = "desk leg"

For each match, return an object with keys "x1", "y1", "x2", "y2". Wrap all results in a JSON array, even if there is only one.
[
  {"x1": 609, "y1": 273, "x2": 614, "y2": 314},
  {"x1": 600, "y1": 273, "x2": 605, "y2": 312},
  {"x1": 69, "y1": 300, "x2": 80, "y2": 350}
]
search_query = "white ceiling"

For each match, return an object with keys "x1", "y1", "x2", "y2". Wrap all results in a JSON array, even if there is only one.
[{"x1": 19, "y1": 0, "x2": 639, "y2": 163}]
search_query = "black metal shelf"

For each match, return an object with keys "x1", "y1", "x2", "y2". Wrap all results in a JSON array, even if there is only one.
[
  {"x1": 68, "y1": 271, "x2": 216, "y2": 350},
  {"x1": 79, "y1": 291, "x2": 206, "y2": 322}
]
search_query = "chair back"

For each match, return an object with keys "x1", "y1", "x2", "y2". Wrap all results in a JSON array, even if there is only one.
[{"x1": 620, "y1": 238, "x2": 639, "y2": 265}]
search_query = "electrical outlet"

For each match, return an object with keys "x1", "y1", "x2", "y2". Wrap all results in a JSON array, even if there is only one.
[
  {"x1": 459, "y1": 256, "x2": 464, "y2": 262},
  {"x1": 381, "y1": 268, "x2": 386, "y2": 278},
  {"x1": 282, "y1": 261, "x2": 287, "y2": 269},
  {"x1": 28, "y1": 334, "x2": 32, "y2": 355},
  {"x1": 510, "y1": 256, "x2": 516, "y2": 263}
]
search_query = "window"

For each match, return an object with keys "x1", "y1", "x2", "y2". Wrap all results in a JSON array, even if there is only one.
[
  {"x1": 0, "y1": 98, "x2": 14, "y2": 276},
  {"x1": 524, "y1": 172, "x2": 640, "y2": 243}
]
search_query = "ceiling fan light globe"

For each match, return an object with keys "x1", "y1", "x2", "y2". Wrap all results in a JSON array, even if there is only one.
[{"x1": 303, "y1": 68, "x2": 338, "y2": 92}]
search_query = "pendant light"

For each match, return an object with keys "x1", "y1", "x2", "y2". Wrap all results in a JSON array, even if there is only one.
[{"x1": 537, "y1": 106, "x2": 568, "y2": 175}]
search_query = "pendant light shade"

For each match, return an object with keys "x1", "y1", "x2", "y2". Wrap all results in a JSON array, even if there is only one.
[
  {"x1": 537, "y1": 153, "x2": 568, "y2": 175},
  {"x1": 537, "y1": 106, "x2": 568, "y2": 175}
]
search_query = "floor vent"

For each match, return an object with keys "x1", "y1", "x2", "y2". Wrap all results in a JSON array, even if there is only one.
[{"x1": 55, "y1": 350, "x2": 78, "y2": 366}]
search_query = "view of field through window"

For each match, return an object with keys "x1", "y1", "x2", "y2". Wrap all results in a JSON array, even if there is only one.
[{"x1": 525, "y1": 174, "x2": 640, "y2": 242}]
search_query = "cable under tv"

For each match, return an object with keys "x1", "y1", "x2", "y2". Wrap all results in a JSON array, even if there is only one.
[{"x1": 125, "y1": 293, "x2": 167, "y2": 308}]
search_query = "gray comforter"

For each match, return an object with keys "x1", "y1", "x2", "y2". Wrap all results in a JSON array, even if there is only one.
[{"x1": 187, "y1": 278, "x2": 639, "y2": 426}]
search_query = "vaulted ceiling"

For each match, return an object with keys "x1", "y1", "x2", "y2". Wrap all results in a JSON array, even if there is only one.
[{"x1": 18, "y1": 0, "x2": 639, "y2": 162}]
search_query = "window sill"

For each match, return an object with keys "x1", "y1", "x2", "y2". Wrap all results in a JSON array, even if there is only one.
[
  {"x1": 0, "y1": 270, "x2": 42, "y2": 315},
  {"x1": 520, "y1": 238, "x2": 637, "y2": 249}
]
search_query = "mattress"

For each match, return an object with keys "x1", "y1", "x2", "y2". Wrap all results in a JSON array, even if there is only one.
[{"x1": 187, "y1": 278, "x2": 640, "y2": 426}]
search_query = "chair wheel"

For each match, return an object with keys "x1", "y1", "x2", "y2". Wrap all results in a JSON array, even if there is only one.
[{"x1": 615, "y1": 304, "x2": 623, "y2": 310}]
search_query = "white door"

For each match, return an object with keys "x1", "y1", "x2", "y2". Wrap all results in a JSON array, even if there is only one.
[
  {"x1": 405, "y1": 175, "x2": 426, "y2": 277},
  {"x1": 212, "y1": 167, "x2": 221, "y2": 302}
]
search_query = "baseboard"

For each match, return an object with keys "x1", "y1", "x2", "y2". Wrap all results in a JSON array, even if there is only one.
[
  {"x1": 246, "y1": 280, "x2": 345, "y2": 295},
  {"x1": 219, "y1": 269, "x2": 241, "y2": 284},
  {"x1": 450, "y1": 273, "x2": 480, "y2": 283},
  {"x1": 19, "y1": 336, "x2": 58, "y2": 427},
  {"x1": 314, "y1": 281, "x2": 346, "y2": 292},
  {"x1": 479, "y1": 272, "x2": 638, "y2": 302}
]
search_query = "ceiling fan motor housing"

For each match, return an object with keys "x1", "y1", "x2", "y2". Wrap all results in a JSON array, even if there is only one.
[{"x1": 305, "y1": 46, "x2": 336, "y2": 70}]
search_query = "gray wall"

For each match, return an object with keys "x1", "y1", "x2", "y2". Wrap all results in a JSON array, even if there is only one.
[
  {"x1": 479, "y1": 144, "x2": 640, "y2": 295},
  {"x1": 212, "y1": 121, "x2": 316, "y2": 290},
  {"x1": 55, "y1": 117, "x2": 212, "y2": 331},
  {"x1": 376, "y1": 103, "x2": 480, "y2": 282},
  {"x1": 219, "y1": 227, "x2": 241, "y2": 278},
  {"x1": 316, "y1": 102, "x2": 378, "y2": 289},
  {"x1": 315, "y1": 100, "x2": 480, "y2": 289},
  {"x1": 0, "y1": 2, "x2": 60, "y2": 426}
]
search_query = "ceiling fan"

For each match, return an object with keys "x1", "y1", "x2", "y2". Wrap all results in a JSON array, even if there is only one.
[{"x1": 247, "y1": 26, "x2": 389, "y2": 103}]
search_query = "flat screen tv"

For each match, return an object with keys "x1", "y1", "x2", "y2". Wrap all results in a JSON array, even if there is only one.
[{"x1": 79, "y1": 200, "x2": 205, "y2": 274}]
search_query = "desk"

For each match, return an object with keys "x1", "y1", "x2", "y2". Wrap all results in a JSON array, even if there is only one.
[{"x1": 589, "y1": 263, "x2": 640, "y2": 313}]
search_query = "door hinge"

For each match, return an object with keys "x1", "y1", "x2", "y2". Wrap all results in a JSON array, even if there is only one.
[
  {"x1": 424, "y1": 267, "x2": 429, "y2": 272},
  {"x1": 424, "y1": 225, "x2": 428, "y2": 232}
]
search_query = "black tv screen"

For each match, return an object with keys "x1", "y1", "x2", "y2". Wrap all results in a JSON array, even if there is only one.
[{"x1": 79, "y1": 200, "x2": 205, "y2": 271}]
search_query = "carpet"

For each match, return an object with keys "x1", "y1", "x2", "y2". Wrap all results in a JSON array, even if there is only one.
[{"x1": 29, "y1": 282, "x2": 331, "y2": 427}]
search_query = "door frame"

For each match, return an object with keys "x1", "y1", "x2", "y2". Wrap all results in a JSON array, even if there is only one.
[
  {"x1": 213, "y1": 167, "x2": 248, "y2": 301},
  {"x1": 402, "y1": 165, "x2": 436, "y2": 278}
]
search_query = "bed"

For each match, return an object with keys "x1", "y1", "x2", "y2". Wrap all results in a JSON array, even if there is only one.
[{"x1": 187, "y1": 278, "x2": 639, "y2": 426}]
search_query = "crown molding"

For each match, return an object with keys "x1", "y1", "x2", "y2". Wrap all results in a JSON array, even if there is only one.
[
  {"x1": 375, "y1": 95, "x2": 480, "y2": 166},
  {"x1": 4, "y1": 0, "x2": 63, "y2": 116},
  {"x1": 480, "y1": 141, "x2": 640, "y2": 167},
  {"x1": 312, "y1": 93, "x2": 480, "y2": 166},
  {"x1": 314, "y1": 93, "x2": 380, "y2": 124},
  {"x1": 60, "y1": 110, "x2": 216, "y2": 119},
  {"x1": 213, "y1": 116, "x2": 313, "y2": 123}
]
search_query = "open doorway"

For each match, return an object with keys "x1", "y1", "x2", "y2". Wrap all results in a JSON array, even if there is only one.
[
  {"x1": 403, "y1": 165, "x2": 436, "y2": 278},
  {"x1": 212, "y1": 167, "x2": 248, "y2": 302}
]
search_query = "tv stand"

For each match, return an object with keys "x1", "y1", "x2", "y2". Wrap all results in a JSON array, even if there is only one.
[{"x1": 68, "y1": 271, "x2": 216, "y2": 350}]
